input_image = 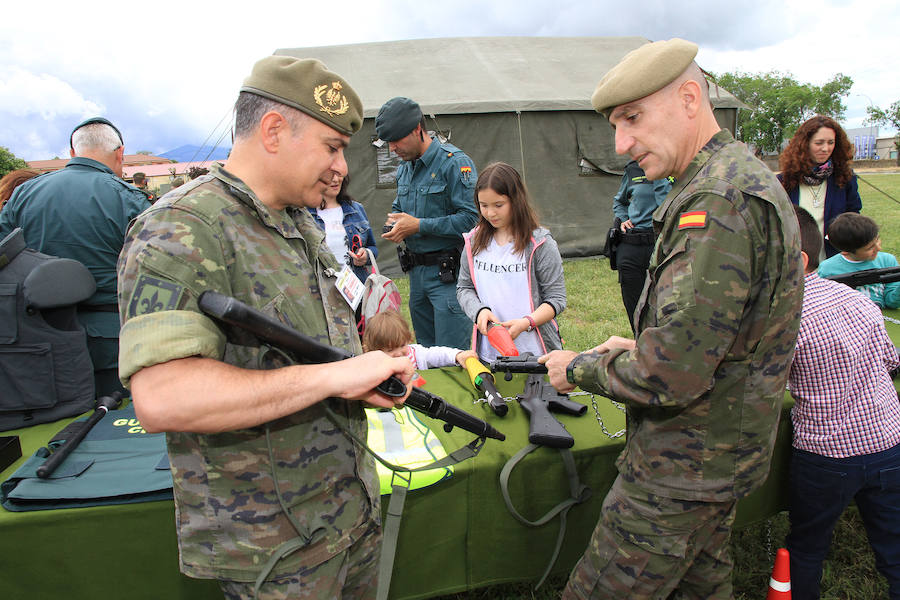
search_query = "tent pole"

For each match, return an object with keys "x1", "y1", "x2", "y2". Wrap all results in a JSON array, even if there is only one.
[{"x1": 516, "y1": 111, "x2": 526, "y2": 181}]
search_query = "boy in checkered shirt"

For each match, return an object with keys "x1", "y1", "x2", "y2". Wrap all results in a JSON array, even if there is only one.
[{"x1": 786, "y1": 206, "x2": 900, "y2": 600}]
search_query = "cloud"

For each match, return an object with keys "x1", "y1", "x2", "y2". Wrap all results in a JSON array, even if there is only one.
[
  {"x1": 0, "y1": 0, "x2": 896, "y2": 160},
  {"x1": 0, "y1": 67, "x2": 104, "y2": 120}
]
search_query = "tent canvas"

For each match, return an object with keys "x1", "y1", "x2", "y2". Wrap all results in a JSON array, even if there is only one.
[{"x1": 276, "y1": 37, "x2": 743, "y2": 273}]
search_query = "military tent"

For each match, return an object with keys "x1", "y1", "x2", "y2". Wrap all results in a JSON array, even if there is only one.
[{"x1": 276, "y1": 37, "x2": 743, "y2": 273}]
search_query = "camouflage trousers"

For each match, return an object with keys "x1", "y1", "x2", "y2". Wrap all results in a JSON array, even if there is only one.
[
  {"x1": 564, "y1": 475, "x2": 738, "y2": 600},
  {"x1": 218, "y1": 520, "x2": 381, "y2": 600}
]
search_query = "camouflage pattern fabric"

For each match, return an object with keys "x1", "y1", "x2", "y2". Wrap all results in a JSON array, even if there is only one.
[
  {"x1": 219, "y1": 520, "x2": 381, "y2": 600},
  {"x1": 563, "y1": 476, "x2": 737, "y2": 599},
  {"x1": 570, "y1": 129, "x2": 803, "y2": 502},
  {"x1": 117, "y1": 163, "x2": 380, "y2": 582}
]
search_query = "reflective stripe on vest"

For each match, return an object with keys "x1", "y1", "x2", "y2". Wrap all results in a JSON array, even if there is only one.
[{"x1": 365, "y1": 406, "x2": 454, "y2": 495}]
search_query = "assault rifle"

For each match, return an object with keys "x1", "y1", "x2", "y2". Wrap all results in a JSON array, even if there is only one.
[
  {"x1": 517, "y1": 374, "x2": 586, "y2": 449},
  {"x1": 197, "y1": 291, "x2": 505, "y2": 441},
  {"x1": 486, "y1": 353, "x2": 585, "y2": 447},
  {"x1": 825, "y1": 266, "x2": 900, "y2": 288},
  {"x1": 489, "y1": 352, "x2": 547, "y2": 381}
]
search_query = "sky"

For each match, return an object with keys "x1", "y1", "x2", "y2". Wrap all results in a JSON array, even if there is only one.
[{"x1": 1, "y1": 0, "x2": 897, "y2": 161}]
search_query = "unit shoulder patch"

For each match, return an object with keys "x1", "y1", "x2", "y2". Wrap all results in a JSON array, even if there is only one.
[{"x1": 129, "y1": 275, "x2": 184, "y2": 316}]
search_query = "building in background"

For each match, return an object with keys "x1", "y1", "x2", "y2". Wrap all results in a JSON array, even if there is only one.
[{"x1": 28, "y1": 154, "x2": 172, "y2": 175}]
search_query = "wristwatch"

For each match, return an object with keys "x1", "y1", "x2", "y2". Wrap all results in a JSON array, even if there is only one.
[
  {"x1": 524, "y1": 315, "x2": 536, "y2": 332},
  {"x1": 566, "y1": 358, "x2": 577, "y2": 385}
]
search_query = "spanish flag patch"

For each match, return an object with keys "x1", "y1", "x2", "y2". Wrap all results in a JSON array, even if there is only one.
[{"x1": 678, "y1": 211, "x2": 707, "y2": 230}]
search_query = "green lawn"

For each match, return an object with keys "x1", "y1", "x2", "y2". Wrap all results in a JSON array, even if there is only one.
[{"x1": 396, "y1": 172, "x2": 900, "y2": 599}]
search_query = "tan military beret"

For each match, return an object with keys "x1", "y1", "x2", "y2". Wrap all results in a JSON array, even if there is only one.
[
  {"x1": 591, "y1": 38, "x2": 699, "y2": 117},
  {"x1": 241, "y1": 56, "x2": 363, "y2": 136}
]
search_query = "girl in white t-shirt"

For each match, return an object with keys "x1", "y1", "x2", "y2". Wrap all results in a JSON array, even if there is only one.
[{"x1": 456, "y1": 162, "x2": 566, "y2": 360}]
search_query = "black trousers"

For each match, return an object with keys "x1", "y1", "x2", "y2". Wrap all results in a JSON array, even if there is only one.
[{"x1": 617, "y1": 239, "x2": 654, "y2": 333}]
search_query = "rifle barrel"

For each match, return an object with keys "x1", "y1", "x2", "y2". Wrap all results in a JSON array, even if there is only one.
[{"x1": 198, "y1": 291, "x2": 504, "y2": 441}]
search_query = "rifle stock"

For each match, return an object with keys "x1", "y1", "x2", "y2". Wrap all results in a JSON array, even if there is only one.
[{"x1": 198, "y1": 291, "x2": 505, "y2": 441}]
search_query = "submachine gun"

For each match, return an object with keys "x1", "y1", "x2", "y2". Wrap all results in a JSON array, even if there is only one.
[
  {"x1": 825, "y1": 266, "x2": 900, "y2": 288},
  {"x1": 197, "y1": 291, "x2": 505, "y2": 441},
  {"x1": 489, "y1": 353, "x2": 586, "y2": 449}
]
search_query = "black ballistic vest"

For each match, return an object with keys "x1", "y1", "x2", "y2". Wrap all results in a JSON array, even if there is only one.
[{"x1": 0, "y1": 228, "x2": 95, "y2": 431}]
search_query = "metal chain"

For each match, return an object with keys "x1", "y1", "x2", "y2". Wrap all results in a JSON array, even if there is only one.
[{"x1": 473, "y1": 390, "x2": 627, "y2": 439}]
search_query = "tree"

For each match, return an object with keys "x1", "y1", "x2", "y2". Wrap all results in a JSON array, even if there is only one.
[
  {"x1": 0, "y1": 146, "x2": 28, "y2": 179},
  {"x1": 866, "y1": 100, "x2": 900, "y2": 165},
  {"x1": 711, "y1": 71, "x2": 853, "y2": 155}
]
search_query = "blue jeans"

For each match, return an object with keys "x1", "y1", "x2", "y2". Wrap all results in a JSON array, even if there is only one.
[
  {"x1": 786, "y1": 442, "x2": 900, "y2": 599},
  {"x1": 407, "y1": 264, "x2": 471, "y2": 350}
]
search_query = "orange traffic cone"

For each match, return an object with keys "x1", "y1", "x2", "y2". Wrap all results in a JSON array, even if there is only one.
[{"x1": 766, "y1": 547, "x2": 791, "y2": 599}]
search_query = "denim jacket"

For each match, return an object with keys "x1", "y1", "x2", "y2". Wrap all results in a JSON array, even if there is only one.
[{"x1": 307, "y1": 200, "x2": 378, "y2": 283}]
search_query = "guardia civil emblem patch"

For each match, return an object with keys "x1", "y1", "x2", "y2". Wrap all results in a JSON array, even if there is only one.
[
  {"x1": 460, "y1": 166, "x2": 472, "y2": 183},
  {"x1": 129, "y1": 275, "x2": 183, "y2": 316},
  {"x1": 314, "y1": 81, "x2": 350, "y2": 117}
]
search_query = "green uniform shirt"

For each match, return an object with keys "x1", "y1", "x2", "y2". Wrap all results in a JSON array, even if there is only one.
[
  {"x1": 0, "y1": 157, "x2": 150, "y2": 369},
  {"x1": 391, "y1": 136, "x2": 478, "y2": 254},
  {"x1": 571, "y1": 130, "x2": 803, "y2": 502},
  {"x1": 117, "y1": 164, "x2": 379, "y2": 581}
]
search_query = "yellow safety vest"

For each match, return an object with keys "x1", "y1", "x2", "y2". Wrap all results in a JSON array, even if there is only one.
[{"x1": 365, "y1": 406, "x2": 454, "y2": 495}]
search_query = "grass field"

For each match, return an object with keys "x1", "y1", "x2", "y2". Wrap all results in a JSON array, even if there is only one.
[{"x1": 394, "y1": 172, "x2": 900, "y2": 599}]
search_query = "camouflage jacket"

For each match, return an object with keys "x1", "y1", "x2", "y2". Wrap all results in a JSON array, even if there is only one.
[
  {"x1": 117, "y1": 164, "x2": 379, "y2": 581},
  {"x1": 571, "y1": 130, "x2": 803, "y2": 501}
]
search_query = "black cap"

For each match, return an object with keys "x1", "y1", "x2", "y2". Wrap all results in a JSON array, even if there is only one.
[
  {"x1": 375, "y1": 97, "x2": 423, "y2": 142},
  {"x1": 70, "y1": 117, "x2": 124, "y2": 150}
]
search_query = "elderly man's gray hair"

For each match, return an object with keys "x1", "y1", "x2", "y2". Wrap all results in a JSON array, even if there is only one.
[{"x1": 72, "y1": 123, "x2": 123, "y2": 155}]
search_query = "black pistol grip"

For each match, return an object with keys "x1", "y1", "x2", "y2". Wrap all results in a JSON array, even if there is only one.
[
  {"x1": 519, "y1": 396, "x2": 575, "y2": 449},
  {"x1": 550, "y1": 396, "x2": 587, "y2": 417}
]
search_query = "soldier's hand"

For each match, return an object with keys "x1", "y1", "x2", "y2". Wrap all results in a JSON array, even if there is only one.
[
  {"x1": 383, "y1": 212, "x2": 420, "y2": 243},
  {"x1": 588, "y1": 335, "x2": 636, "y2": 354},
  {"x1": 539, "y1": 350, "x2": 579, "y2": 393},
  {"x1": 620, "y1": 219, "x2": 634, "y2": 233},
  {"x1": 336, "y1": 352, "x2": 414, "y2": 409}
]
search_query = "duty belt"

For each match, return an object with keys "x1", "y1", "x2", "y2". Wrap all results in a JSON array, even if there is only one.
[
  {"x1": 407, "y1": 249, "x2": 452, "y2": 267},
  {"x1": 620, "y1": 229, "x2": 655, "y2": 246}
]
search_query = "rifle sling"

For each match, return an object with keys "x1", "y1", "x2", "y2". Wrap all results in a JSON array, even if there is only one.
[
  {"x1": 499, "y1": 442, "x2": 592, "y2": 589},
  {"x1": 251, "y1": 395, "x2": 487, "y2": 600}
]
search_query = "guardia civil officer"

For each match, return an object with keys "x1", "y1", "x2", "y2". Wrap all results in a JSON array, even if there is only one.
[
  {"x1": 0, "y1": 117, "x2": 151, "y2": 397},
  {"x1": 612, "y1": 159, "x2": 671, "y2": 331},
  {"x1": 542, "y1": 39, "x2": 804, "y2": 598},
  {"x1": 376, "y1": 97, "x2": 478, "y2": 349},
  {"x1": 117, "y1": 57, "x2": 413, "y2": 599}
]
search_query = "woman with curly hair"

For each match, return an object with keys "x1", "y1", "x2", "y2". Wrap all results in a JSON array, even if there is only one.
[
  {"x1": 0, "y1": 168, "x2": 39, "y2": 212},
  {"x1": 779, "y1": 115, "x2": 861, "y2": 258}
]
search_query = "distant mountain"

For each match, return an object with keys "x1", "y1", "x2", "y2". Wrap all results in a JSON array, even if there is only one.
[{"x1": 159, "y1": 144, "x2": 230, "y2": 162}]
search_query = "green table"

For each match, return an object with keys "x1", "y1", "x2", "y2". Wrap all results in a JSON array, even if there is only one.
[{"x1": 0, "y1": 369, "x2": 792, "y2": 600}]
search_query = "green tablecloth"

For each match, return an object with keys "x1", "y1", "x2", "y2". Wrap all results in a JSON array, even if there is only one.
[{"x1": 0, "y1": 368, "x2": 793, "y2": 600}]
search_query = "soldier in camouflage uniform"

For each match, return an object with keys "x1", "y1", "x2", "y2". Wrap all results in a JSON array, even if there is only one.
[
  {"x1": 117, "y1": 57, "x2": 414, "y2": 600},
  {"x1": 542, "y1": 39, "x2": 803, "y2": 598}
]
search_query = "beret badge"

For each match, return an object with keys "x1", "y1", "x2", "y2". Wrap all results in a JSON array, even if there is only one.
[{"x1": 314, "y1": 81, "x2": 350, "y2": 117}]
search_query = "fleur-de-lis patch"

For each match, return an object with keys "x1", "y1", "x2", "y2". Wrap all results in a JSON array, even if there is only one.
[
  {"x1": 129, "y1": 275, "x2": 183, "y2": 316},
  {"x1": 313, "y1": 81, "x2": 350, "y2": 117}
]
